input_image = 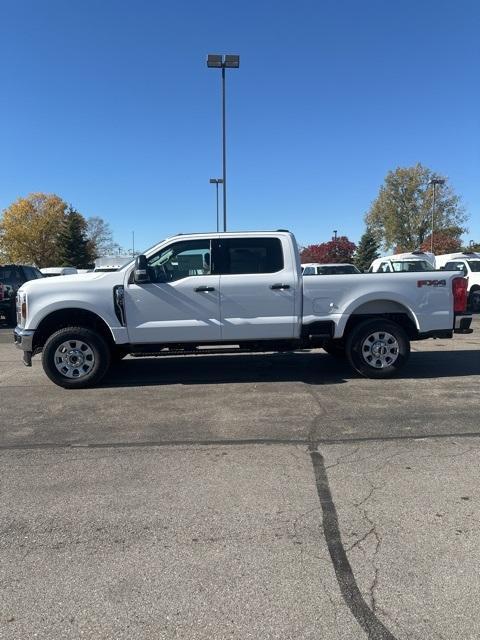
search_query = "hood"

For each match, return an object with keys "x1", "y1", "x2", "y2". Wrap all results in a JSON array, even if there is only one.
[{"x1": 19, "y1": 271, "x2": 121, "y2": 294}]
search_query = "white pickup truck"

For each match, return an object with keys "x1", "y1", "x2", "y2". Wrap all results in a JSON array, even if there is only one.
[{"x1": 14, "y1": 231, "x2": 472, "y2": 388}]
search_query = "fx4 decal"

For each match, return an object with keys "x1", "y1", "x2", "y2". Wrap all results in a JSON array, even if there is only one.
[{"x1": 417, "y1": 279, "x2": 446, "y2": 288}]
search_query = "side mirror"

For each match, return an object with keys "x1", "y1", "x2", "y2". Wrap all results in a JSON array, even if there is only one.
[{"x1": 133, "y1": 255, "x2": 150, "y2": 284}]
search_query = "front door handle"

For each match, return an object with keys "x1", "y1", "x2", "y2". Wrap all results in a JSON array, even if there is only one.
[
  {"x1": 194, "y1": 286, "x2": 216, "y2": 292},
  {"x1": 270, "y1": 283, "x2": 290, "y2": 290}
]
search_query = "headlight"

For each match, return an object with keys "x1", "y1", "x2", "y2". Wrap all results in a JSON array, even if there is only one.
[{"x1": 16, "y1": 291, "x2": 27, "y2": 327}]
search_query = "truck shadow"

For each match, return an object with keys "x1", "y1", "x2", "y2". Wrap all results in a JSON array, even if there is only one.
[{"x1": 100, "y1": 349, "x2": 480, "y2": 388}]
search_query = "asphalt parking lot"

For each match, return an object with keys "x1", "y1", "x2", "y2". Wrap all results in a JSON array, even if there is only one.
[{"x1": 1, "y1": 318, "x2": 479, "y2": 639}]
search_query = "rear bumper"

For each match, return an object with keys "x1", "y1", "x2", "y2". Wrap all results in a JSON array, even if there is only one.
[
  {"x1": 454, "y1": 314, "x2": 473, "y2": 334},
  {"x1": 13, "y1": 326, "x2": 35, "y2": 366}
]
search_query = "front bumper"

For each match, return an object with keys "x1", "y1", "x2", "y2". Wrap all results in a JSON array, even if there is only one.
[
  {"x1": 454, "y1": 314, "x2": 473, "y2": 334},
  {"x1": 13, "y1": 326, "x2": 35, "y2": 366}
]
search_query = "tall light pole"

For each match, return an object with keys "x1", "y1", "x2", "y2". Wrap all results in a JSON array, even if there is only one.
[
  {"x1": 429, "y1": 178, "x2": 445, "y2": 253},
  {"x1": 206, "y1": 54, "x2": 240, "y2": 232},
  {"x1": 209, "y1": 178, "x2": 223, "y2": 232}
]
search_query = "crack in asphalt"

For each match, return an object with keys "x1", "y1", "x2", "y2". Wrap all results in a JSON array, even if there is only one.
[
  {"x1": 3, "y1": 429, "x2": 480, "y2": 451},
  {"x1": 309, "y1": 444, "x2": 398, "y2": 640}
]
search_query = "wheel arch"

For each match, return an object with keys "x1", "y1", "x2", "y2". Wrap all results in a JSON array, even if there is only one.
[
  {"x1": 32, "y1": 308, "x2": 116, "y2": 353},
  {"x1": 341, "y1": 299, "x2": 419, "y2": 340}
]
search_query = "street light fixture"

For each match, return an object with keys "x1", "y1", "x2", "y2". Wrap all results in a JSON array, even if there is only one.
[
  {"x1": 209, "y1": 178, "x2": 224, "y2": 232},
  {"x1": 206, "y1": 53, "x2": 240, "y2": 232},
  {"x1": 429, "y1": 178, "x2": 446, "y2": 253}
]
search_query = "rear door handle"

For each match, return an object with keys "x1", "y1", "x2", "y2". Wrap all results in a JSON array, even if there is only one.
[
  {"x1": 194, "y1": 286, "x2": 216, "y2": 292},
  {"x1": 270, "y1": 283, "x2": 290, "y2": 290}
]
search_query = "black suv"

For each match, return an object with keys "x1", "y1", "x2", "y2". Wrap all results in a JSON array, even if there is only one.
[{"x1": 0, "y1": 265, "x2": 43, "y2": 326}]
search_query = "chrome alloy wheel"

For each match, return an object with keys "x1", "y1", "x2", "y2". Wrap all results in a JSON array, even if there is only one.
[
  {"x1": 361, "y1": 331, "x2": 399, "y2": 369},
  {"x1": 54, "y1": 340, "x2": 95, "y2": 379}
]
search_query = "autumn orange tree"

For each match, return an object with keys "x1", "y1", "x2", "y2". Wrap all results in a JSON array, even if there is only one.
[
  {"x1": 0, "y1": 193, "x2": 67, "y2": 267},
  {"x1": 0, "y1": 193, "x2": 115, "y2": 267},
  {"x1": 419, "y1": 229, "x2": 463, "y2": 254}
]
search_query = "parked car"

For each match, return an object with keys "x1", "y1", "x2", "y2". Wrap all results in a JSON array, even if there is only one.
[
  {"x1": 436, "y1": 252, "x2": 480, "y2": 312},
  {"x1": 369, "y1": 251, "x2": 435, "y2": 273},
  {"x1": 302, "y1": 263, "x2": 360, "y2": 275},
  {"x1": 0, "y1": 264, "x2": 43, "y2": 326},
  {"x1": 40, "y1": 267, "x2": 78, "y2": 277},
  {"x1": 14, "y1": 230, "x2": 471, "y2": 388}
]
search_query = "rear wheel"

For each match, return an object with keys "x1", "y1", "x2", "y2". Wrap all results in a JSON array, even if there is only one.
[
  {"x1": 42, "y1": 326, "x2": 111, "y2": 388},
  {"x1": 346, "y1": 319, "x2": 410, "y2": 379},
  {"x1": 470, "y1": 290, "x2": 480, "y2": 313}
]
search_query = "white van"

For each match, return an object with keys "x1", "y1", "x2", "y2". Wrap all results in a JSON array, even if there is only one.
[
  {"x1": 369, "y1": 252, "x2": 435, "y2": 273},
  {"x1": 40, "y1": 267, "x2": 78, "y2": 277}
]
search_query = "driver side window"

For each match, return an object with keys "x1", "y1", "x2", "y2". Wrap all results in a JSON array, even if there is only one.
[{"x1": 147, "y1": 240, "x2": 211, "y2": 283}]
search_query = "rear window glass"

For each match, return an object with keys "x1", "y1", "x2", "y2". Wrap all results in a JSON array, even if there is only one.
[
  {"x1": 317, "y1": 265, "x2": 359, "y2": 275},
  {"x1": 391, "y1": 260, "x2": 432, "y2": 272}
]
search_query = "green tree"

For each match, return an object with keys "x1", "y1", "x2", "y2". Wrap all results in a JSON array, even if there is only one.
[
  {"x1": 354, "y1": 227, "x2": 380, "y2": 272},
  {"x1": 0, "y1": 193, "x2": 67, "y2": 266},
  {"x1": 365, "y1": 164, "x2": 468, "y2": 251},
  {"x1": 57, "y1": 207, "x2": 93, "y2": 268},
  {"x1": 463, "y1": 241, "x2": 480, "y2": 253}
]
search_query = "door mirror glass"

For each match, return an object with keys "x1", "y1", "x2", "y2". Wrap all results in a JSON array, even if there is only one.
[{"x1": 134, "y1": 255, "x2": 150, "y2": 284}]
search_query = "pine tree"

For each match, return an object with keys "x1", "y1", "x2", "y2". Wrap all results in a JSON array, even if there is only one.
[
  {"x1": 354, "y1": 227, "x2": 380, "y2": 272},
  {"x1": 57, "y1": 207, "x2": 93, "y2": 268}
]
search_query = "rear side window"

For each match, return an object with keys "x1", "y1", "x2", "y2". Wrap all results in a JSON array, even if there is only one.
[
  {"x1": 216, "y1": 238, "x2": 284, "y2": 274},
  {"x1": 302, "y1": 266, "x2": 316, "y2": 275}
]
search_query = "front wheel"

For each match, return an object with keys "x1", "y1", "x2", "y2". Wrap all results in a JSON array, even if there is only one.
[
  {"x1": 42, "y1": 326, "x2": 111, "y2": 388},
  {"x1": 345, "y1": 319, "x2": 410, "y2": 379}
]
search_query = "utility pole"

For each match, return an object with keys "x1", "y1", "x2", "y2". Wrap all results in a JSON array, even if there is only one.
[
  {"x1": 206, "y1": 54, "x2": 240, "y2": 232},
  {"x1": 429, "y1": 178, "x2": 445, "y2": 253}
]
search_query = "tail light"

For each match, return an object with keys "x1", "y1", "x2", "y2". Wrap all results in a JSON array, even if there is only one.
[
  {"x1": 0, "y1": 283, "x2": 3, "y2": 301},
  {"x1": 452, "y1": 277, "x2": 468, "y2": 313}
]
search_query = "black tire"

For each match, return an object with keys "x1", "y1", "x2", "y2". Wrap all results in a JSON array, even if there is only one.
[
  {"x1": 322, "y1": 340, "x2": 346, "y2": 358},
  {"x1": 345, "y1": 319, "x2": 410, "y2": 379},
  {"x1": 470, "y1": 290, "x2": 480, "y2": 313},
  {"x1": 111, "y1": 346, "x2": 129, "y2": 362},
  {"x1": 42, "y1": 326, "x2": 111, "y2": 389},
  {"x1": 8, "y1": 303, "x2": 17, "y2": 327}
]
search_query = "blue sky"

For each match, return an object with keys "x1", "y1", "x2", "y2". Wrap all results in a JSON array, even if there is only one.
[{"x1": 1, "y1": 0, "x2": 479, "y2": 252}]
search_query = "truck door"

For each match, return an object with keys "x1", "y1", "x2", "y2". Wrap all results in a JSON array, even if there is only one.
[
  {"x1": 215, "y1": 236, "x2": 297, "y2": 341},
  {"x1": 124, "y1": 238, "x2": 221, "y2": 344}
]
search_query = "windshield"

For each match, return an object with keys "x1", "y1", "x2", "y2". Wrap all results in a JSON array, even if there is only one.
[
  {"x1": 467, "y1": 260, "x2": 480, "y2": 272},
  {"x1": 391, "y1": 260, "x2": 432, "y2": 272}
]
